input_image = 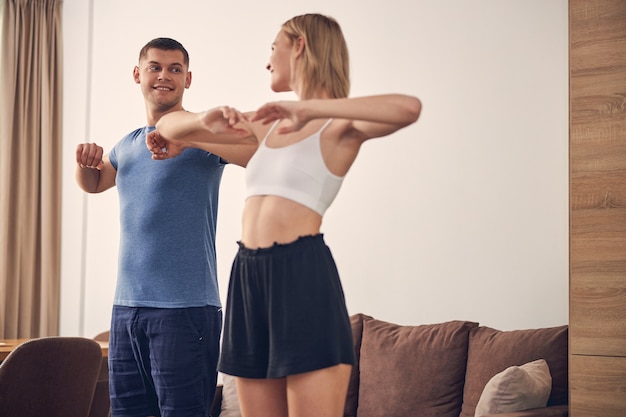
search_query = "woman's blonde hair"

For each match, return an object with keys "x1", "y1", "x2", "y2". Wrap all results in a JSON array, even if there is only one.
[{"x1": 282, "y1": 14, "x2": 350, "y2": 99}]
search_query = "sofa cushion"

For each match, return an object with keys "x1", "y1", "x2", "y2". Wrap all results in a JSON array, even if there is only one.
[
  {"x1": 474, "y1": 358, "x2": 552, "y2": 416},
  {"x1": 460, "y1": 325, "x2": 568, "y2": 417},
  {"x1": 356, "y1": 318, "x2": 478, "y2": 417},
  {"x1": 344, "y1": 313, "x2": 372, "y2": 417},
  {"x1": 220, "y1": 374, "x2": 241, "y2": 417}
]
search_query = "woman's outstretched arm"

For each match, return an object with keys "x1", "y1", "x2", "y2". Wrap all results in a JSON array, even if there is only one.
[
  {"x1": 147, "y1": 107, "x2": 258, "y2": 166},
  {"x1": 252, "y1": 94, "x2": 422, "y2": 140},
  {"x1": 157, "y1": 107, "x2": 252, "y2": 144}
]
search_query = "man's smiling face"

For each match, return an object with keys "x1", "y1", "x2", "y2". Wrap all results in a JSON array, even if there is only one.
[{"x1": 133, "y1": 48, "x2": 191, "y2": 113}]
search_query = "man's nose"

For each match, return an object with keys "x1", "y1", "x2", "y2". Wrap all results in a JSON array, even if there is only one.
[{"x1": 157, "y1": 70, "x2": 170, "y2": 80}]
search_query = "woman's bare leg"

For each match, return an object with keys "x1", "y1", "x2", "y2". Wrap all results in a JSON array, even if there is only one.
[
  {"x1": 287, "y1": 364, "x2": 352, "y2": 417},
  {"x1": 235, "y1": 364, "x2": 351, "y2": 417},
  {"x1": 236, "y1": 376, "x2": 289, "y2": 417}
]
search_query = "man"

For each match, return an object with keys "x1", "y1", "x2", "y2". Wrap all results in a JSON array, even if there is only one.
[{"x1": 76, "y1": 37, "x2": 249, "y2": 417}]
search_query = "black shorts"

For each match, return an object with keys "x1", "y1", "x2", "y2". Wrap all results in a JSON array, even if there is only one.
[{"x1": 218, "y1": 234, "x2": 355, "y2": 378}]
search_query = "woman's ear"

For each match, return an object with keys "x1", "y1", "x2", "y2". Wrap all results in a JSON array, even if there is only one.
[{"x1": 294, "y1": 36, "x2": 305, "y2": 58}]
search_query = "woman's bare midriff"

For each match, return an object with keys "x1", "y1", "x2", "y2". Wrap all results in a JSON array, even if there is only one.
[{"x1": 240, "y1": 195, "x2": 323, "y2": 249}]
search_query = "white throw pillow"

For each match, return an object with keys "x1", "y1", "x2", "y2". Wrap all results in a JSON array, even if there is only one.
[
  {"x1": 474, "y1": 359, "x2": 552, "y2": 417},
  {"x1": 220, "y1": 374, "x2": 242, "y2": 417}
]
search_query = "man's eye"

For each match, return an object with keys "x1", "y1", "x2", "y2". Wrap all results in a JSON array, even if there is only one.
[
  {"x1": 149, "y1": 66, "x2": 160, "y2": 71},
  {"x1": 171, "y1": 68, "x2": 181, "y2": 73}
]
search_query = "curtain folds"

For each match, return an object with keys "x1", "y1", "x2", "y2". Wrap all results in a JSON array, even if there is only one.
[{"x1": 0, "y1": 0, "x2": 63, "y2": 338}]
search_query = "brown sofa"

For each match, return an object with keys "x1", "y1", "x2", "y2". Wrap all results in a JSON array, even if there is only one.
[{"x1": 213, "y1": 313, "x2": 568, "y2": 417}]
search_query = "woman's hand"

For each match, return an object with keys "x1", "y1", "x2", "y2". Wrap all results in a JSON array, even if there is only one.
[
  {"x1": 202, "y1": 106, "x2": 251, "y2": 136},
  {"x1": 252, "y1": 101, "x2": 310, "y2": 134}
]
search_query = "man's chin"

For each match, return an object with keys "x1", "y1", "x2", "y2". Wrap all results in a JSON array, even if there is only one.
[{"x1": 153, "y1": 100, "x2": 181, "y2": 113}]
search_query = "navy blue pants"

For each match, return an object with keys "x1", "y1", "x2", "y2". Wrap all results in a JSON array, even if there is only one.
[{"x1": 109, "y1": 305, "x2": 222, "y2": 417}]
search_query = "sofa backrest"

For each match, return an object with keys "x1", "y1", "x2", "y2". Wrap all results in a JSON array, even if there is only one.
[
  {"x1": 346, "y1": 315, "x2": 478, "y2": 417},
  {"x1": 459, "y1": 325, "x2": 569, "y2": 417},
  {"x1": 344, "y1": 313, "x2": 372, "y2": 417}
]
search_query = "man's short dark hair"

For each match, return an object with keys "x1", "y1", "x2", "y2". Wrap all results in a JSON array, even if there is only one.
[{"x1": 139, "y1": 37, "x2": 189, "y2": 66}]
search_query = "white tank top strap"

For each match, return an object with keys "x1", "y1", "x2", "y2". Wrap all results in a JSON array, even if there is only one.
[
  {"x1": 260, "y1": 120, "x2": 281, "y2": 144},
  {"x1": 261, "y1": 118, "x2": 332, "y2": 145},
  {"x1": 320, "y1": 118, "x2": 333, "y2": 131}
]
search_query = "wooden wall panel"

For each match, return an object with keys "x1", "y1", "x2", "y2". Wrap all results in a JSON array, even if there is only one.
[
  {"x1": 570, "y1": 355, "x2": 626, "y2": 417},
  {"x1": 570, "y1": 260, "x2": 626, "y2": 355},
  {"x1": 570, "y1": 0, "x2": 626, "y2": 354},
  {"x1": 569, "y1": 0, "x2": 626, "y2": 415}
]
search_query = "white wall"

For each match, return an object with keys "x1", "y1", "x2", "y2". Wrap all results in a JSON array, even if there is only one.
[{"x1": 60, "y1": 0, "x2": 569, "y2": 337}]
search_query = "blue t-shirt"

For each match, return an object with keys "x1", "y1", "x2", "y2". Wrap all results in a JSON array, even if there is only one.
[{"x1": 108, "y1": 126, "x2": 225, "y2": 308}]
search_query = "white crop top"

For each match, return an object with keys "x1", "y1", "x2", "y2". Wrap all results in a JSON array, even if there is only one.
[{"x1": 245, "y1": 118, "x2": 344, "y2": 216}]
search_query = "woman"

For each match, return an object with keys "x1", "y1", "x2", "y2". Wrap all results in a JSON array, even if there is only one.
[{"x1": 147, "y1": 13, "x2": 421, "y2": 417}]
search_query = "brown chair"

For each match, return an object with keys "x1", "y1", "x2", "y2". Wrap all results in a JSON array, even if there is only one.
[
  {"x1": 90, "y1": 331, "x2": 111, "y2": 417},
  {"x1": 0, "y1": 336, "x2": 103, "y2": 417},
  {"x1": 93, "y1": 331, "x2": 110, "y2": 342}
]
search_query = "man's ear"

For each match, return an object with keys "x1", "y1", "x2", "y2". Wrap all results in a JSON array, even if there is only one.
[
  {"x1": 185, "y1": 71, "x2": 192, "y2": 89},
  {"x1": 133, "y1": 66, "x2": 140, "y2": 84}
]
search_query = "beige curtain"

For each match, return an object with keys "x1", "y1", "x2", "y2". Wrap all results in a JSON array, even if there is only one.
[{"x1": 0, "y1": 0, "x2": 62, "y2": 338}]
